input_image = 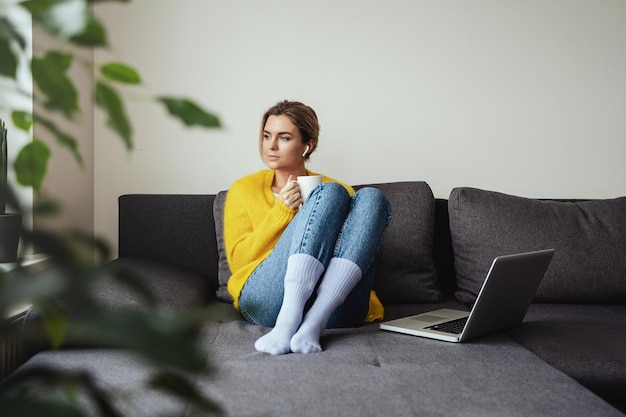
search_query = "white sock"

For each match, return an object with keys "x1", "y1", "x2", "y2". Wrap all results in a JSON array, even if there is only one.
[
  {"x1": 254, "y1": 254, "x2": 324, "y2": 355},
  {"x1": 291, "y1": 257, "x2": 362, "y2": 354}
]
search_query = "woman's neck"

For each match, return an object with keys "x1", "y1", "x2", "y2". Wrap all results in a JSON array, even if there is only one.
[{"x1": 272, "y1": 168, "x2": 308, "y2": 192}]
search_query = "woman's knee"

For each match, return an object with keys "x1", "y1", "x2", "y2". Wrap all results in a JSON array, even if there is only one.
[
  {"x1": 310, "y1": 182, "x2": 351, "y2": 208},
  {"x1": 354, "y1": 187, "x2": 391, "y2": 222},
  {"x1": 319, "y1": 181, "x2": 350, "y2": 198}
]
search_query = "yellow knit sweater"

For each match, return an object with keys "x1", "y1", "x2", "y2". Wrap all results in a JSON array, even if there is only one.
[{"x1": 224, "y1": 169, "x2": 384, "y2": 322}]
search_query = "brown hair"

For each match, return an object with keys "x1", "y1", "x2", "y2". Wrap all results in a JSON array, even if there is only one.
[{"x1": 259, "y1": 100, "x2": 319, "y2": 161}]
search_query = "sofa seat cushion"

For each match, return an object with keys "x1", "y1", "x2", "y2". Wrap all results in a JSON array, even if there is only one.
[
  {"x1": 448, "y1": 187, "x2": 626, "y2": 304},
  {"x1": 214, "y1": 181, "x2": 442, "y2": 305},
  {"x1": 191, "y1": 318, "x2": 623, "y2": 417},
  {"x1": 507, "y1": 303, "x2": 626, "y2": 402},
  {"x1": 12, "y1": 315, "x2": 625, "y2": 417},
  {"x1": 6, "y1": 349, "x2": 192, "y2": 416},
  {"x1": 21, "y1": 258, "x2": 214, "y2": 354},
  {"x1": 102, "y1": 258, "x2": 212, "y2": 312}
]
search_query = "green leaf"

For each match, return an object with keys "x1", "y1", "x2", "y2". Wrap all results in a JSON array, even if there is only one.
[
  {"x1": 32, "y1": 51, "x2": 79, "y2": 117},
  {"x1": 0, "y1": 37, "x2": 18, "y2": 78},
  {"x1": 0, "y1": 16, "x2": 27, "y2": 50},
  {"x1": 34, "y1": 115, "x2": 84, "y2": 168},
  {"x1": 0, "y1": 397, "x2": 85, "y2": 417},
  {"x1": 22, "y1": 0, "x2": 89, "y2": 40},
  {"x1": 0, "y1": 16, "x2": 25, "y2": 78},
  {"x1": 12, "y1": 111, "x2": 33, "y2": 132},
  {"x1": 100, "y1": 62, "x2": 141, "y2": 84},
  {"x1": 158, "y1": 97, "x2": 221, "y2": 128},
  {"x1": 88, "y1": 0, "x2": 131, "y2": 3},
  {"x1": 19, "y1": 0, "x2": 58, "y2": 16},
  {"x1": 95, "y1": 81, "x2": 133, "y2": 150},
  {"x1": 14, "y1": 139, "x2": 51, "y2": 190},
  {"x1": 0, "y1": 268, "x2": 68, "y2": 317},
  {"x1": 0, "y1": 366, "x2": 125, "y2": 417},
  {"x1": 70, "y1": 13, "x2": 108, "y2": 47},
  {"x1": 33, "y1": 199, "x2": 61, "y2": 217},
  {"x1": 38, "y1": 304, "x2": 69, "y2": 349}
]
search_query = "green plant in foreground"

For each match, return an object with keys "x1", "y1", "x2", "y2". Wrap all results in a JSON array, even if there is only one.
[
  {"x1": 1, "y1": 0, "x2": 221, "y2": 190},
  {"x1": 0, "y1": 0, "x2": 225, "y2": 415}
]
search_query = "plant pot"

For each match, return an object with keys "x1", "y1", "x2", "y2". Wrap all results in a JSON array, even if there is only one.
[{"x1": 0, "y1": 213, "x2": 22, "y2": 263}]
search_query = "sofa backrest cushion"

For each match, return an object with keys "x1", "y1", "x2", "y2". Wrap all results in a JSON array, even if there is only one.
[
  {"x1": 354, "y1": 182, "x2": 441, "y2": 304},
  {"x1": 448, "y1": 187, "x2": 626, "y2": 304},
  {"x1": 213, "y1": 190, "x2": 233, "y2": 303},
  {"x1": 118, "y1": 194, "x2": 219, "y2": 295},
  {"x1": 213, "y1": 181, "x2": 443, "y2": 305}
]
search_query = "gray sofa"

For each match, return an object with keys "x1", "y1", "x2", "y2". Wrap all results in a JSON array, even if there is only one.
[{"x1": 7, "y1": 182, "x2": 626, "y2": 416}]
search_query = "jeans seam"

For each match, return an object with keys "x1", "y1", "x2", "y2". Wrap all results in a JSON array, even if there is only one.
[{"x1": 241, "y1": 309, "x2": 261, "y2": 326}]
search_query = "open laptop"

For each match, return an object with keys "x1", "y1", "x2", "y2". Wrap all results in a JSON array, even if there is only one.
[{"x1": 380, "y1": 249, "x2": 555, "y2": 342}]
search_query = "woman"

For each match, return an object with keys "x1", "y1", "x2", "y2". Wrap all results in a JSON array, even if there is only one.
[{"x1": 224, "y1": 100, "x2": 391, "y2": 355}]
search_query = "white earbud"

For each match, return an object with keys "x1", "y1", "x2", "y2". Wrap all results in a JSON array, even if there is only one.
[{"x1": 302, "y1": 145, "x2": 310, "y2": 157}]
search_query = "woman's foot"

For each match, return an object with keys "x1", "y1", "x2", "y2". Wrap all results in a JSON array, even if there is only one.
[{"x1": 255, "y1": 324, "x2": 299, "y2": 355}]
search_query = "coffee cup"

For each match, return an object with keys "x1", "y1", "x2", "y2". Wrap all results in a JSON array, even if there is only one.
[{"x1": 297, "y1": 175, "x2": 323, "y2": 202}]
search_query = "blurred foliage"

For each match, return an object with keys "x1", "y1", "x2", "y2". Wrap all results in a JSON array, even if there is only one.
[
  {"x1": 1, "y1": 0, "x2": 221, "y2": 190},
  {"x1": 0, "y1": 0, "x2": 224, "y2": 416}
]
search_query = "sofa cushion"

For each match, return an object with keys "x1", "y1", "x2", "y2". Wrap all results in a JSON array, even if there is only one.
[
  {"x1": 448, "y1": 187, "x2": 626, "y2": 304},
  {"x1": 191, "y1": 319, "x2": 622, "y2": 417},
  {"x1": 508, "y1": 303, "x2": 626, "y2": 402},
  {"x1": 354, "y1": 182, "x2": 441, "y2": 303},
  {"x1": 15, "y1": 322, "x2": 624, "y2": 417},
  {"x1": 213, "y1": 182, "x2": 442, "y2": 305},
  {"x1": 98, "y1": 258, "x2": 212, "y2": 312},
  {"x1": 118, "y1": 194, "x2": 218, "y2": 289},
  {"x1": 213, "y1": 190, "x2": 233, "y2": 303}
]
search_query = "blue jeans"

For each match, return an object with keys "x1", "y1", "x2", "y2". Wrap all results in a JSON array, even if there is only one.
[{"x1": 239, "y1": 182, "x2": 391, "y2": 328}]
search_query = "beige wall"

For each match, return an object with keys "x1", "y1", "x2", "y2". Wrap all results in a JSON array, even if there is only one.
[{"x1": 93, "y1": 0, "x2": 626, "y2": 256}]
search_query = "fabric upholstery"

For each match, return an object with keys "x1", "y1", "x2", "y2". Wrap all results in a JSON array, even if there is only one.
[
  {"x1": 213, "y1": 190, "x2": 233, "y2": 303},
  {"x1": 448, "y1": 187, "x2": 626, "y2": 304},
  {"x1": 102, "y1": 258, "x2": 211, "y2": 312},
  {"x1": 118, "y1": 194, "x2": 219, "y2": 294},
  {"x1": 13, "y1": 318, "x2": 621, "y2": 417},
  {"x1": 508, "y1": 304, "x2": 626, "y2": 401}
]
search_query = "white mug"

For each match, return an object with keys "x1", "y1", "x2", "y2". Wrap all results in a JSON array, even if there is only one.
[{"x1": 297, "y1": 175, "x2": 323, "y2": 202}]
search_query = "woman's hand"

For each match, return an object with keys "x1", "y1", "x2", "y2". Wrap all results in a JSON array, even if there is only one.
[{"x1": 278, "y1": 175, "x2": 303, "y2": 210}]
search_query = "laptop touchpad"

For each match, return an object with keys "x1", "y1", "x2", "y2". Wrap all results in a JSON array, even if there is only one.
[{"x1": 413, "y1": 314, "x2": 447, "y2": 323}]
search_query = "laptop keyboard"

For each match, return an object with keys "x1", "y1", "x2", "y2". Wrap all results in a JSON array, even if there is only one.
[{"x1": 426, "y1": 317, "x2": 468, "y2": 334}]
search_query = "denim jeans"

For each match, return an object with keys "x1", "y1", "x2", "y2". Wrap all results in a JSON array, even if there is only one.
[{"x1": 239, "y1": 182, "x2": 391, "y2": 328}]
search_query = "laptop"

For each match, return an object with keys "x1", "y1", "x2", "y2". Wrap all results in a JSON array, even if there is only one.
[{"x1": 379, "y1": 249, "x2": 555, "y2": 343}]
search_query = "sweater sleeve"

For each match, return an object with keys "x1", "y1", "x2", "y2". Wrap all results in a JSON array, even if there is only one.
[{"x1": 224, "y1": 178, "x2": 295, "y2": 275}]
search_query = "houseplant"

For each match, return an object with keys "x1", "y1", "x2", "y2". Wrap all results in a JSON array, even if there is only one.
[
  {"x1": 0, "y1": 118, "x2": 22, "y2": 263},
  {"x1": 1, "y1": 1, "x2": 223, "y2": 415}
]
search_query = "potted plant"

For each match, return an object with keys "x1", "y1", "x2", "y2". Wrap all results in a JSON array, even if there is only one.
[{"x1": 0, "y1": 118, "x2": 22, "y2": 263}]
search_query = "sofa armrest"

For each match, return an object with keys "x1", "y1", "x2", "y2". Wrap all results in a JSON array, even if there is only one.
[{"x1": 118, "y1": 194, "x2": 219, "y2": 295}]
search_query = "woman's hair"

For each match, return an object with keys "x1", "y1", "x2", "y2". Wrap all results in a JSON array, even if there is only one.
[{"x1": 259, "y1": 100, "x2": 319, "y2": 161}]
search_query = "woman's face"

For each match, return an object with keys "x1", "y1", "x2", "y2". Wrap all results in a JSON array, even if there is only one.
[{"x1": 262, "y1": 115, "x2": 308, "y2": 171}]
